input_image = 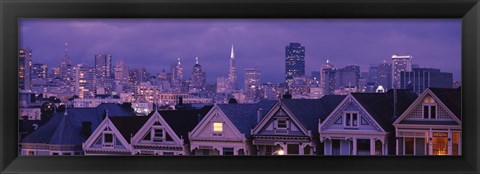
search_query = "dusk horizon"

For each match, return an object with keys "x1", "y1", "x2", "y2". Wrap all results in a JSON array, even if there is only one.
[{"x1": 20, "y1": 19, "x2": 461, "y2": 84}]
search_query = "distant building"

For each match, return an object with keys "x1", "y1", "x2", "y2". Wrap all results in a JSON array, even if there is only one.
[
  {"x1": 60, "y1": 43, "x2": 75, "y2": 94},
  {"x1": 114, "y1": 60, "x2": 129, "y2": 83},
  {"x1": 244, "y1": 68, "x2": 261, "y2": 102},
  {"x1": 190, "y1": 57, "x2": 206, "y2": 93},
  {"x1": 228, "y1": 45, "x2": 237, "y2": 91},
  {"x1": 285, "y1": 42, "x2": 305, "y2": 83},
  {"x1": 132, "y1": 82, "x2": 161, "y2": 103},
  {"x1": 335, "y1": 65, "x2": 360, "y2": 89},
  {"x1": 129, "y1": 67, "x2": 149, "y2": 86},
  {"x1": 392, "y1": 54, "x2": 413, "y2": 89},
  {"x1": 320, "y1": 60, "x2": 335, "y2": 96},
  {"x1": 73, "y1": 97, "x2": 123, "y2": 108},
  {"x1": 216, "y1": 77, "x2": 229, "y2": 93},
  {"x1": 368, "y1": 64, "x2": 379, "y2": 85},
  {"x1": 94, "y1": 54, "x2": 113, "y2": 79},
  {"x1": 19, "y1": 48, "x2": 32, "y2": 90},
  {"x1": 400, "y1": 68, "x2": 453, "y2": 95},
  {"x1": 377, "y1": 62, "x2": 392, "y2": 91},
  {"x1": 74, "y1": 64, "x2": 96, "y2": 99},
  {"x1": 32, "y1": 63, "x2": 48, "y2": 79},
  {"x1": 310, "y1": 71, "x2": 321, "y2": 86}
]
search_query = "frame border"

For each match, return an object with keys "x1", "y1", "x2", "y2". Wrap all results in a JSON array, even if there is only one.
[{"x1": 1, "y1": 0, "x2": 479, "y2": 174}]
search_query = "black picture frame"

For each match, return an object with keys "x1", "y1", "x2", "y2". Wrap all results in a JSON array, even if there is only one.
[{"x1": 1, "y1": 0, "x2": 479, "y2": 173}]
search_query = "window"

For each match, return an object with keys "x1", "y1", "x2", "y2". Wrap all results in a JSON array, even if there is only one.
[
  {"x1": 223, "y1": 148, "x2": 234, "y2": 155},
  {"x1": 422, "y1": 96, "x2": 437, "y2": 119},
  {"x1": 103, "y1": 133, "x2": 114, "y2": 147},
  {"x1": 52, "y1": 152, "x2": 60, "y2": 155},
  {"x1": 404, "y1": 137, "x2": 414, "y2": 155},
  {"x1": 63, "y1": 152, "x2": 72, "y2": 155},
  {"x1": 27, "y1": 151, "x2": 35, "y2": 156},
  {"x1": 344, "y1": 112, "x2": 359, "y2": 128},
  {"x1": 153, "y1": 128, "x2": 164, "y2": 142},
  {"x1": 332, "y1": 140, "x2": 340, "y2": 155},
  {"x1": 213, "y1": 122, "x2": 223, "y2": 136},
  {"x1": 277, "y1": 119, "x2": 287, "y2": 129}
]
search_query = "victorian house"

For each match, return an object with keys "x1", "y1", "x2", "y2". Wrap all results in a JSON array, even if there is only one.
[
  {"x1": 83, "y1": 107, "x2": 211, "y2": 155},
  {"x1": 189, "y1": 100, "x2": 276, "y2": 155},
  {"x1": 319, "y1": 90, "x2": 417, "y2": 155},
  {"x1": 393, "y1": 88, "x2": 461, "y2": 156},
  {"x1": 251, "y1": 96, "x2": 345, "y2": 155},
  {"x1": 20, "y1": 103, "x2": 133, "y2": 155}
]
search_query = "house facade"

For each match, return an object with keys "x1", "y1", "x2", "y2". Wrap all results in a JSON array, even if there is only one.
[
  {"x1": 393, "y1": 88, "x2": 461, "y2": 156},
  {"x1": 251, "y1": 96, "x2": 344, "y2": 155},
  {"x1": 20, "y1": 103, "x2": 133, "y2": 156},
  {"x1": 319, "y1": 90, "x2": 417, "y2": 155},
  {"x1": 188, "y1": 101, "x2": 276, "y2": 155}
]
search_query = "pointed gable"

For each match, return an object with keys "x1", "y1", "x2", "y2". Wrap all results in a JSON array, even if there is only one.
[
  {"x1": 131, "y1": 110, "x2": 183, "y2": 145},
  {"x1": 252, "y1": 100, "x2": 310, "y2": 136},
  {"x1": 394, "y1": 88, "x2": 461, "y2": 125},
  {"x1": 158, "y1": 106, "x2": 212, "y2": 143},
  {"x1": 109, "y1": 116, "x2": 150, "y2": 143},
  {"x1": 83, "y1": 117, "x2": 131, "y2": 150}
]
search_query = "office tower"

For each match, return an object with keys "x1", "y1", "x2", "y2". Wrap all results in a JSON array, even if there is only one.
[
  {"x1": 310, "y1": 71, "x2": 321, "y2": 86},
  {"x1": 94, "y1": 54, "x2": 113, "y2": 79},
  {"x1": 74, "y1": 64, "x2": 95, "y2": 99},
  {"x1": 216, "y1": 77, "x2": 229, "y2": 93},
  {"x1": 400, "y1": 68, "x2": 453, "y2": 94},
  {"x1": 60, "y1": 43, "x2": 73, "y2": 82},
  {"x1": 228, "y1": 45, "x2": 237, "y2": 91},
  {"x1": 368, "y1": 64, "x2": 379, "y2": 85},
  {"x1": 377, "y1": 62, "x2": 392, "y2": 91},
  {"x1": 335, "y1": 65, "x2": 360, "y2": 89},
  {"x1": 19, "y1": 48, "x2": 32, "y2": 90},
  {"x1": 320, "y1": 60, "x2": 335, "y2": 96},
  {"x1": 129, "y1": 67, "x2": 149, "y2": 86},
  {"x1": 392, "y1": 54, "x2": 412, "y2": 89},
  {"x1": 244, "y1": 68, "x2": 261, "y2": 102},
  {"x1": 31, "y1": 63, "x2": 48, "y2": 79},
  {"x1": 51, "y1": 67, "x2": 61, "y2": 79},
  {"x1": 285, "y1": 42, "x2": 305, "y2": 83},
  {"x1": 190, "y1": 57, "x2": 206, "y2": 91},
  {"x1": 170, "y1": 58, "x2": 183, "y2": 91},
  {"x1": 114, "y1": 60, "x2": 129, "y2": 82}
]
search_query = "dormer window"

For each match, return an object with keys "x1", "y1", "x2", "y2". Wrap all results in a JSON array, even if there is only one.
[
  {"x1": 423, "y1": 96, "x2": 437, "y2": 119},
  {"x1": 102, "y1": 132, "x2": 114, "y2": 147},
  {"x1": 275, "y1": 118, "x2": 289, "y2": 134},
  {"x1": 152, "y1": 128, "x2": 164, "y2": 142},
  {"x1": 344, "y1": 112, "x2": 359, "y2": 128},
  {"x1": 213, "y1": 122, "x2": 223, "y2": 136},
  {"x1": 277, "y1": 119, "x2": 287, "y2": 129}
]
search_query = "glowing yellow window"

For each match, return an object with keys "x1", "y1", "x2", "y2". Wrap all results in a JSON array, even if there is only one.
[{"x1": 213, "y1": 122, "x2": 223, "y2": 132}]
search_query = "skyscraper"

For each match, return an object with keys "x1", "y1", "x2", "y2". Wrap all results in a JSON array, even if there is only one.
[
  {"x1": 285, "y1": 42, "x2": 305, "y2": 83},
  {"x1": 377, "y1": 61, "x2": 392, "y2": 91},
  {"x1": 60, "y1": 43, "x2": 75, "y2": 94},
  {"x1": 335, "y1": 65, "x2": 360, "y2": 89},
  {"x1": 114, "y1": 60, "x2": 129, "y2": 82},
  {"x1": 171, "y1": 58, "x2": 183, "y2": 91},
  {"x1": 244, "y1": 68, "x2": 261, "y2": 102},
  {"x1": 392, "y1": 54, "x2": 413, "y2": 89},
  {"x1": 320, "y1": 60, "x2": 335, "y2": 96},
  {"x1": 190, "y1": 57, "x2": 207, "y2": 92},
  {"x1": 400, "y1": 68, "x2": 453, "y2": 94},
  {"x1": 94, "y1": 54, "x2": 113, "y2": 79},
  {"x1": 74, "y1": 64, "x2": 95, "y2": 99},
  {"x1": 19, "y1": 48, "x2": 32, "y2": 90},
  {"x1": 228, "y1": 45, "x2": 237, "y2": 91},
  {"x1": 129, "y1": 67, "x2": 149, "y2": 86}
]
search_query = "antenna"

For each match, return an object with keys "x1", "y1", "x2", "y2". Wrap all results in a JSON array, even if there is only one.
[{"x1": 195, "y1": 57, "x2": 199, "y2": 64}]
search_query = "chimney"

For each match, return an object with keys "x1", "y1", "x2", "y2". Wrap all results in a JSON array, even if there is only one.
[
  {"x1": 81, "y1": 121, "x2": 92, "y2": 138},
  {"x1": 257, "y1": 108, "x2": 263, "y2": 122}
]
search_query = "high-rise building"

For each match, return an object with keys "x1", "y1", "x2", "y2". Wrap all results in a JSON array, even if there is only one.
[
  {"x1": 228, "y1": 45, "x2": 237, "y2": 91},
  {"x1": 190, "y1": 57, "x2": 206, "y2": 92},
  {"x1": 216, "y1": 77, "x2": 229, "y2": 93},
  {"x1": 31, "y1": 63, "x2": 48, "y2": 79},
  {"x1": 310, "y1": 71, "x2": 321, "y2": 86},
  {"x1": 114, "y1": 60, "x2": 129, "y2": 82},
  {"x1": 60, "y1": 43, "x2": 73, "y2": 83},
  {"x1": 51, "y1": 67, "x2": 61, "y2": 79},
  {"x1": 335, "y1": 65, "x2": 360, "y2": 89},
  {"x1": 285, "y1": 42, "x2": 305, "y2": 83},
  {"x1": 244, "y1": 68, "x2": 261, "y2": 102},
  {"x1": 170, "y1": 58, "x2": 183, "y2": 91},
  {"x1": 19, "y1": 48, "x2": 32, "y2": 90},
  {"x1": 320, "y1": 60, "x2": 335, "y2": 96},
  {"x1": 95, "y1": 54, "x2": 113, "y2": 79},
  {"x1": 129, "y1": 67, "x2": 149, "y2": 86},
  {"x1": 74, "y1": 64, "x2": 95, "y2": 99},
  {"x1": 377, "y1": 62, "x2": 392, "y2": 91},
  {"x1": 392, "y1": 54, "x2": 413, "y2": 89},
  {"x1": 368, "y1": 64, "x2": 379, "y2": 85},
  {"x1": 400, "y1": 68, "x2": 453, "y2": 94}
]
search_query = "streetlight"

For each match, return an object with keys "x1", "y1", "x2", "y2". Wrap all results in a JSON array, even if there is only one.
[{"x1": 273, "y1": 149, "x2": 285, "y2": 155}]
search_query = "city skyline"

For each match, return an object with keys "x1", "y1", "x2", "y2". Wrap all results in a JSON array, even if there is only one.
[{"x1": 20, "y1": 19, "x2": 461, "y2": 83}]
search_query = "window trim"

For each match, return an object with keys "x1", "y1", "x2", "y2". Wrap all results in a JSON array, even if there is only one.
[
  {"x1": 102, "y1": 132, "x2": 114, "y2": 148},
  {"x1": 152, "y1": 126, "x2": 165, "y2": 143},
  {"x1": 343, "y1": 112, "x2": 360, "y2": 128},
  {"x1": 422, "y1": 103, "x2": 437, "y2": 119}
]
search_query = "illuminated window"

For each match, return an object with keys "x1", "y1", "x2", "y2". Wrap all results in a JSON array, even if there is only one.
[{"x1": 213, "y1": 122, "x2": 223, "y2": 132}]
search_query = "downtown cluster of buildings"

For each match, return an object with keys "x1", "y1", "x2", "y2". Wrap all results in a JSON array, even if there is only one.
[{"x1": 18, "y1": 42, "x2": 461, "y2": 156}]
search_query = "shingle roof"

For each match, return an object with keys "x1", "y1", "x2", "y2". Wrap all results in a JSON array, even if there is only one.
[
  {"x1": 20, "y1": 103, "x2": 133, "y2": 145},
  {"x1": 429, "y1": 88, "x2": 461, "y2": 120},
  {"x1": 158, "y1": 106, "x2": 212, "y2": 144},
  {"x1": 109, "y1": 116, "x2": 150, "y2": 143},
  {"x1": 352, "y1": 89, "x2": 417, "y2": 131},
  {"x1": 217, "y1": 100, "x2": 277, "y2": 137},
  {"x1": 281, "y1": 95, "x2": 346, "y2": 133}
]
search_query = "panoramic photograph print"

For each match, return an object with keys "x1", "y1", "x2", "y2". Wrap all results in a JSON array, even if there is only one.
[{"x1": 18, "y1": 19, "x2": 461, "y2": 156}]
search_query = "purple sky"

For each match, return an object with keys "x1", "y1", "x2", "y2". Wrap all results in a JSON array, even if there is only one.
[{"x1": 20, "y1": 19, "x2": 461, "y2": 84}]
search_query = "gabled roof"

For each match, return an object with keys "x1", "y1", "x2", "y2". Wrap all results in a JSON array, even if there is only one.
[
  {"x1": 429, "y1": 88, "x2": 461, "y2": 120},
  {"x1": 217, "y1": 100, "x2": 277, "y2": 137},
  {"x1": 21, "y1": 104, "x2": 133, "y2": 145},
  {"x1": 158, "y1": 106, "x2": 213, "y2": 143},
  {"x1": 109, "y1": 116, "x2": 150, "y2": 143},
  {"x1": 281, "y1": 95, "x2": 346, "y2": 132},
  {"x1": 351, "y1": 89, "x2": 417, "y2": 131}
]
